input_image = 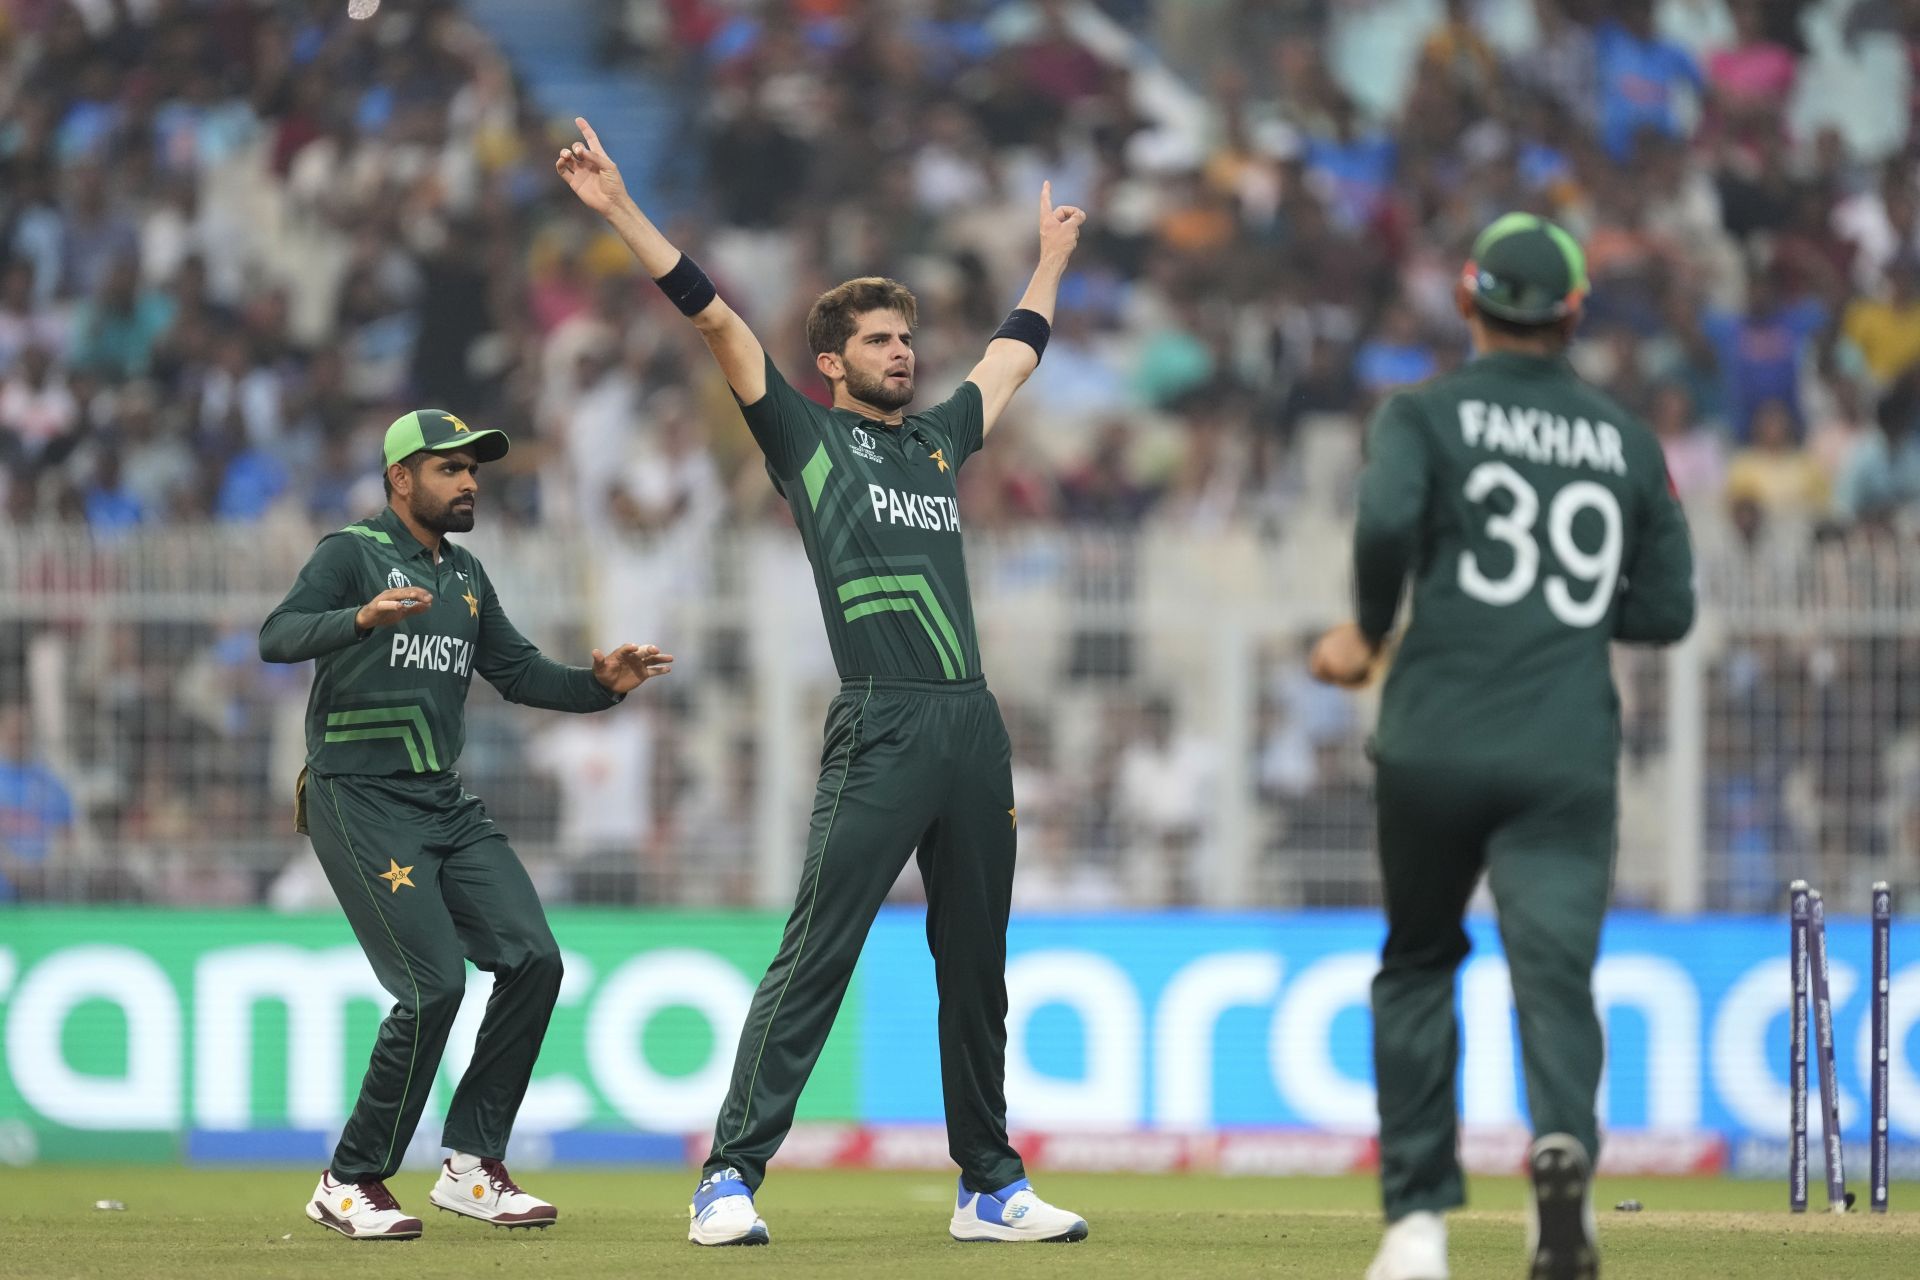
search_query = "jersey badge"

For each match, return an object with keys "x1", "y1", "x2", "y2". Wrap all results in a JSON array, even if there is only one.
[
  {"x1": 849, "y1": 426, "x2": 885, "y2": 464},
  {"x1": 929, "y1": 447, "x2": 948, "y2": 473},
  {"x1": 463, "y1": 589, "x2": 479, "y2": 618},
  {"x1": 387, "y1": 568, "x2": 411, "y2": 590}
]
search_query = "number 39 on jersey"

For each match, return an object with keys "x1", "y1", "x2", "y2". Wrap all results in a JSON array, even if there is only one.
[{"x1": 1458, "y1": 461, "x2": 1623, "y2": 629}]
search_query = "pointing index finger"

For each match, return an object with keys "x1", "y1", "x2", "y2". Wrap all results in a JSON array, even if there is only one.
[
  {"x1": 576, "y1": 116, "x2": 605, "y2": 156},
  {"x1": 1041, "y1": 180, "x2": 1052, "y2": 219}
]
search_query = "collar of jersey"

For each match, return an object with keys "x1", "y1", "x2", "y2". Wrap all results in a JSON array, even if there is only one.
[
  {"x1": 831, "y1": 405, "x2": 903, "y2": 432},
  {"x1": 373, "y1": 505, "x2": 454, "y2": 561}
]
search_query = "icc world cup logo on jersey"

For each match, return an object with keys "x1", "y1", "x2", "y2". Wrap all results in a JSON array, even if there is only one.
[
  {"x1": 849, "y1": 426, "x2": 884, "y2": 463},
  {"x1": 388, "y1": 568, "x2": 411, "y2": 590}
]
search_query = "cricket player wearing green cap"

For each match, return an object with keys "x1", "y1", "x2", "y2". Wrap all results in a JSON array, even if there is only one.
[
  {"x1": 260, "y1": 409, "x2": 673, "y2": 1241},
  {"x1": 1309, "y1": 215, "x2": 1696, "y2": 1280}
]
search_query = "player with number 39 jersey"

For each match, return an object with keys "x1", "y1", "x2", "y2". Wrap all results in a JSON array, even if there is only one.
[
  {"x1": 1360, "y1": 303, "x2": 1694, "y2": 775},
  {"x1": 1311, "y1": 214, "x2": 1694, "y2": 1280}
]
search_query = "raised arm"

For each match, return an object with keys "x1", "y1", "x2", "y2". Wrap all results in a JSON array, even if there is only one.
[
  {"x1": 556, "y1": 116, "x2": 767, "y2": 404},
  {"x1": 260, "y1": 535, "x2": 434, "y2": 664},
  {"x1": 964, "y1": 181, "x2": 1086, "y2": 438}
]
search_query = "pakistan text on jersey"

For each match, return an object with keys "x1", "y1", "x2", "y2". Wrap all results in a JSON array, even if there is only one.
[
  {"x1": 389, "y1": 632, "x2": 474, "y2": 676},
  {"x1": 1458, "y1": 400, "x2": 1628, "y2": 476},
  {"x1": 869, "y1": 483, "x2": 961, "y2": 532}
]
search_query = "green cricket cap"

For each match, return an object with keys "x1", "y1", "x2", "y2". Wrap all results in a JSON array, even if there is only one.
[
  {"x1": 1462, "y1": 212, "x2": 1589, "y2": 324},
  {"x1": 382, "y1": 409, "x2": 510, "y2": 468}
]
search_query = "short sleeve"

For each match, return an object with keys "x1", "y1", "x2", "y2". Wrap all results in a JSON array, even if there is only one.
[
  {"x1": 917, "y1": 381, "x2": 986, "y2": 470},
  {"x1": 734, "y1": 353, "x2": 824, "y2": 479}
]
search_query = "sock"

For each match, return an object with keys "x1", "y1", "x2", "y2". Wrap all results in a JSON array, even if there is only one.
[{"x1": 448, "y1": 1151, "x2": 483, "y2": 1175}]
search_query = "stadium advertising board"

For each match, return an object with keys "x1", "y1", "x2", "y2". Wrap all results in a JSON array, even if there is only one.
[{"x1": 0, "y1": 910, "x2": 1912, "y2": 1175}]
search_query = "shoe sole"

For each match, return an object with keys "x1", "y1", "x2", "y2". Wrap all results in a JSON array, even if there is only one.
[
  {"x1": 428, "y1": 1190, "x2": 557, "y2": 1230},
  {"x1": 432, "y1": 1204, "x2": 556, "y2": 1230},
  {"x1": 688, "y1": 1223, "x2": 770, "y2": 1247},
  {"x1": 1528, "y1": 1140, "x2": 1597, "y2": 1280},
  {"x1": 949, "y1": 1220, "x2": 1089, "y2": 1244},
  {"x1": 305, "y1": 1203, "x2": 421, "y2": 1241}
]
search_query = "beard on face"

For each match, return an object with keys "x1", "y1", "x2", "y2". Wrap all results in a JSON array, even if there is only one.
[
  {"x1": 412, "y1": 488, "x2": 476, "y2": 534},
  {"x1": 843, "y1": 361, "x2": 914, "y2": 411}
]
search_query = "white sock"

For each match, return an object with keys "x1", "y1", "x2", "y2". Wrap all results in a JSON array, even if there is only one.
[{"x1": 448, "y1": 1151, "x2": 483, "y2": 1175}]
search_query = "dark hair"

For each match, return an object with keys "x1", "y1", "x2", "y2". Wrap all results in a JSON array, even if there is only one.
[
  {"x1": 804, "y1": 277, "x2": 918, "y2": 359},
  {"x1": 383, "y1": 450, "x2": 429, "y2": 498},
  {"x1": 1475, "y1": 306, "x2": 1573, "y2": 346}
]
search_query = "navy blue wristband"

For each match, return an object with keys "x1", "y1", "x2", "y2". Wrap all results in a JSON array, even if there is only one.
[
  {"x1": 654, "y1": 253, "x2": 717, "y2": 317},
  {"x1": 992, "y1": 308, "x2": 1051, "y2": 361}
]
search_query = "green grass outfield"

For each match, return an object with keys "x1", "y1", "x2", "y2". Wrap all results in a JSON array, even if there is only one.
[{"x1": 5, "y1": 1168, "x2": 1920, "y2": 1279}]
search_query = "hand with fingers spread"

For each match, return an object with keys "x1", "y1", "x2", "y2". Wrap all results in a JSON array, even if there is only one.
[
  {"x1": 591, "y1": 643, "x2": 674, "y2": 694},
  {"x1": 554, "y1": 116, "x2": 631, "y2": 219},
  {"x1": 356, "y1": 587, "x2": 433, "y2": 632},
  {"x1": 1039, "y1": 180, "x2": 1086, "y2": 264}
]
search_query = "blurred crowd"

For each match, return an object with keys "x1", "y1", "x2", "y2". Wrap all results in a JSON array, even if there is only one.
[{"x1": 2, "y1": 0, "x2": 1920, "y2": 908}]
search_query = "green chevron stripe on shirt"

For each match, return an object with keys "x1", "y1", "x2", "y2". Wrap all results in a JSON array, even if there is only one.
[
  {"x1": 326, "y1": 706, "x2": 441, "y2": 771},
  {"x1": 323, "y1": 726, "x2": 426, "y2": 772},
  {"x1": 340, "y1": 524, "x2": 394, "y2": 544},
  {"x1": 836, "y1": 574, "x2": 965, "y2": 674},
  {"x1": 842, "y1": 596, "x2": 959, "y2": 678}
]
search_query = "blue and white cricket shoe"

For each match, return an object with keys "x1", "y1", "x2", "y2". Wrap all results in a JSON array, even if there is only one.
[
  {"x1": 949, "y1": 1177, "x2": 1088, "y2": 1243},
  {"x1": 687, "y1": 1167, "x2": 769, "y2": 1246}
]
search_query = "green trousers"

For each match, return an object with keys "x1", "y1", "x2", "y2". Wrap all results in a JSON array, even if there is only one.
[
  {"x1": 301, "y1": 769, "x2": 562, "y2": 1182},
  {"x1": 1371, "y1": 755, "x2": 1614, "y2": 1220},
  {"x1": 705, "y1": 675, "x2": 1025, "y2": 1194}
]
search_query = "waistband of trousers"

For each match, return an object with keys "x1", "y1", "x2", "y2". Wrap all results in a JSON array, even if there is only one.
[{"x1": 839, "y1": 674, "x2": 987, "y2": 698}]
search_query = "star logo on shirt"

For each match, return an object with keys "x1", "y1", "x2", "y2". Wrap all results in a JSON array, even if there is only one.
[
  {"x1": 1008, "y1": 806, "x2": 1018, "y2": 829},
  {"x1": 930, "y1": 448, "x2": 948, "y2": 473},
  {"x1": 463, "y1": 589, "x2": 479, "y2": 617},
  {"x1": 378, "y1": 859, "x2": 415, "y2": 893}
]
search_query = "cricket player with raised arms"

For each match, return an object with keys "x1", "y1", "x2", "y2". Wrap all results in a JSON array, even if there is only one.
[
  {"x1": 557, "y1": 115, "x2": 1089, "y2": 1246},
  {"x1": 260, "y1": 409, "x2": 672, "y2": 1239},
  {"x1": 1310, "y1": 214, "x2": 1696, "y2": 1280}
]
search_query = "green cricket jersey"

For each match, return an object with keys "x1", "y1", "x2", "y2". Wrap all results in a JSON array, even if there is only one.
[
  {"x1": 739, "y1": 354, "x2": 984, "y2": 681},
  {"x1": 1355, "y1": 350, "x2": 1695, "y2": 774},
  {"x1": 260, "y1": 504, "x2": 619, "y2": 778}
]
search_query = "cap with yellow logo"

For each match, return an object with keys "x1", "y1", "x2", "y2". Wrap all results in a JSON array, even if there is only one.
[{"x1": 382, "y1": 409, "x2": 511, "y2": 468}]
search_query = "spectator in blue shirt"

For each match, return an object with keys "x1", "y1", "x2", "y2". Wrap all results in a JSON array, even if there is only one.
[
  {"x1": 1302, "y1": 95, "x2": 1397, "y2": 233},
  {"x1": 1702, "y1": 270, "x2": 1829, "y2": 441},
  {"x1": 1593, "y1": 0, "x2": 1705, "y2": 162},
  {"x1": 82, "y1": 447, "x2": 145, "y2": 533},
  {"x1": 1354, "y1": 303, "x2": 1438, "y2": 397},
  {"x1": 0, "y1": 701, "x2": 74, "y2": 901}
]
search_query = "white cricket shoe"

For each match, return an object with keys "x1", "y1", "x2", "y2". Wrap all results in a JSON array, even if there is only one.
[
  {"x1": 305, "y1": 1169, "x2": 423, "y2": 1240},
  {"x1": 1526, "y1": 1133, "x2": 1598, "y2": 1280},
  {"x1": 688, "y1": 1167, "x2": 769, "y2": 1246},
  {"x1": 1365, "y1": 1210, "x2": 1448, "y2": 1280},
  {"x1": 949, "y1": 1177, "x2": 1088, "y2": 1243},
  {"x1": 428, "y1": 1156, "x2": 557, "y2": 1229}
]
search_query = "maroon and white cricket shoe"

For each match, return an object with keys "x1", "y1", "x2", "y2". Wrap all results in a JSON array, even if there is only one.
[
  {"x1": 305, "y1": 1170, "x2": 423, "y2": 1240},
  {"x1": 428, "y1": 1156, "x2": 558, "y2": 1229}
]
